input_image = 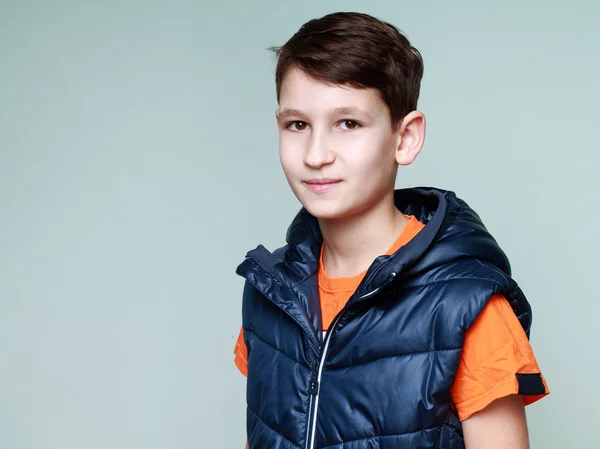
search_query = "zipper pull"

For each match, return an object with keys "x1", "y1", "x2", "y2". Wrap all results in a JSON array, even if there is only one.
[{"x1": 308, "y1": 360, "x2": 320, "y2": 395}]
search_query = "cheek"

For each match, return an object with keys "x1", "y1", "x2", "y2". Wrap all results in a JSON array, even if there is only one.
[
  {"x1": 279, "y1": 143, "x2": 300, "y2": 179},
  {"x1": 345, "y1": 135, "x2": 394, "y2": 171}
]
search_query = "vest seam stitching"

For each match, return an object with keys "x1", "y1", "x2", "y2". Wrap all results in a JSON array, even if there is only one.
[
  {"x1": 402, "y1": 275, "x2": 505, "y2": 289},
  {"x1": 246, "y1": 254, "x2": 320, "y2": 290},
  {"x1": 250, "y1": 330, "x2": 310, "y2": 372},
  {"x1": 318, "y1": 425, "x2": 439, "y2": 449},
  {"x1": 290, "y1": 269, "x2": 318, "y2": 289},
  {"x1": 473, "y1": 258, "x2": 510, "y2": 278},
  {"x1": 325, "y1": 347, "x2": 462, "y2": 371},
  {"x1": 246, "y1": 258, "x2": 294, "y2": 290},
  {"x1": 247, "y1": 406, "x2": 303, "y2": 448}
]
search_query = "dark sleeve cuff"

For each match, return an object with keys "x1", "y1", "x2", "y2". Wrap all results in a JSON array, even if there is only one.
[{"x1": 516, "y1": 373, "x2": 546, "y2": 395}]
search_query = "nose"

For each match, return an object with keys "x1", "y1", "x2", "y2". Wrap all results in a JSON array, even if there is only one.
[{"x1": 303, "y1": 130, "x2": 335, "y2": 168}]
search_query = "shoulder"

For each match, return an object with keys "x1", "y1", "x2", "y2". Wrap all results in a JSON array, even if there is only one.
[{"x1": 404, "y1": 259, "x2": 516, "y2": 312}]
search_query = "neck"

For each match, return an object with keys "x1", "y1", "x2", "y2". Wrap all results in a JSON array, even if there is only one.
[{"x1": 319, "y1": 193, "x2": 408, "y2": 278}]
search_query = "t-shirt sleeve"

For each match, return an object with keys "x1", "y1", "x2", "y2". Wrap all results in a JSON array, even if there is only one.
[
  {"x1": 234, "y1": 326, "x2": 249, "y2": 377},
  {"x1": 450, "y1": 294, "x2": 549, "y2": 421}
]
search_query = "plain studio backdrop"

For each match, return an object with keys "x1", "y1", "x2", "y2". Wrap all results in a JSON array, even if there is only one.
[{"x1": 1, "y1": 1, "x2": 598, "y2": 448}]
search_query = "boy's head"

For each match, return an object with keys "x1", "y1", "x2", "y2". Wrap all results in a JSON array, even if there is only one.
[{"x1": 271, "y1": 12, "x2": 426, "y2": 220}]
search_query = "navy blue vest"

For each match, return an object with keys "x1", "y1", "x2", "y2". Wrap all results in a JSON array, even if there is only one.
[{"x1": 237, "y1": 188, "x2": 536, "y2": 449}]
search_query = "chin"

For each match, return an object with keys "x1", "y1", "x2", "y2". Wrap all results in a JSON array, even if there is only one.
[
  {"x1": 301, "y1": 199, "x2": 355, "y2": 221},
  {"x1": 290, "y1": 183, "x2": 363, "y2": 220}
]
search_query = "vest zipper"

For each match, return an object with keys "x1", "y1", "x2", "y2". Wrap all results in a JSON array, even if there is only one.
[
  {"x1": 305, "y1": 272, "x2": 397, "y2": 449},
  {"x1": 305, "y1": 312, "x2": 343, "y2": 449}
]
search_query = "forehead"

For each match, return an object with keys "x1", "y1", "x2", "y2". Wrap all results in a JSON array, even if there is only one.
[{"x1": 279, "y1": 67, "x2": 386, "y2": 114}]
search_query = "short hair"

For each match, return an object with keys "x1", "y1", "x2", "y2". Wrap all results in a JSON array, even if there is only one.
[{"x1": 269, "y1": 12, "x2": 424, "y2": 128}]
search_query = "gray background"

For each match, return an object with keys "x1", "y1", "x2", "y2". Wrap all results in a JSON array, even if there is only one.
[{"x1": 1, "y1": 0, "x2": 598, "y2": 448}]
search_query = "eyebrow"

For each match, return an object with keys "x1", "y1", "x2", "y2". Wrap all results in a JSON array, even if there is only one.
[
  {"x1": 277, "y1": 106, "x2": 374, "y2": 121},
  {"x1": 277, "y1": 108, "x2": 307, "y2": 120},
  {"x1": 331, "y1": 107, "x2": 373, "y2": 120}
]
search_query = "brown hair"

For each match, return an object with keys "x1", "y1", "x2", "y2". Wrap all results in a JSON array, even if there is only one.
[{"x1": 269, "y1": 12, "x2": 424, "y2": 128}]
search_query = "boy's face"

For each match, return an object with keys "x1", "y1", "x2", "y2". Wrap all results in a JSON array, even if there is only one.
[{"x1": 276, "y1": 68, "x2": 401, "y2": 220}]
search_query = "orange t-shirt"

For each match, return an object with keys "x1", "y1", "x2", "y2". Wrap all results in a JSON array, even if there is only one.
[{"x1": 234, "y1": 215, "x2": 549, "y2": 420}]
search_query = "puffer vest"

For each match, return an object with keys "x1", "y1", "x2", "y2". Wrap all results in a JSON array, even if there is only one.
[{"x1": 236, "y1": 188, "x2": 538, "y2": 449}]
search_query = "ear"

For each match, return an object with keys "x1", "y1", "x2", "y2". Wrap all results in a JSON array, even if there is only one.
[
  {"x1": 395, "y1": 111, "x2": 426, "y2": 166},
  {"x1": 275, "y1": 109, "x2": 281, "y2": 129}
]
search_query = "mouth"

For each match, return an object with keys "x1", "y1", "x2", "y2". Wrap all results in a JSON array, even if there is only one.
[{"x1": 302, "y1": 178, "x2": 342, "y2": 194}]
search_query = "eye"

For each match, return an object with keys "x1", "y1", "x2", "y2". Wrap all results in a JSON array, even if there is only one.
[
  {"x1": 286, "y1": 121, "x2": 309, "y2": 131},
  {"x1": 339, "y1": 120, "x2": 360, "y2": 130}
]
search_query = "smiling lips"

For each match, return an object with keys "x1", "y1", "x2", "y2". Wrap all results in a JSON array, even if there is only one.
[{"x1": 303, "y1": 178, "x2": 342, "y2": 194}]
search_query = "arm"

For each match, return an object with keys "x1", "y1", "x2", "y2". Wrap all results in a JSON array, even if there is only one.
[{"x1": 462, "y1": 394, "x2": 529, "y2": 449}]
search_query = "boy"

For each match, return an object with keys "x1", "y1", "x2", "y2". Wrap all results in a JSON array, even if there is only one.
[{"x1": 234, "y1": 12, "x2": 548, "y2": 449}]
